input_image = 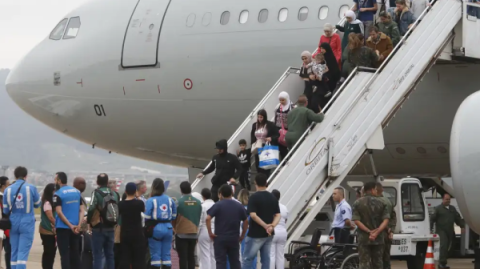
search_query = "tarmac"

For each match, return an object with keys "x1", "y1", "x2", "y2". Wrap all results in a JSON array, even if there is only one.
[{"x1": 0, "y1": 224, "x2": 473, "y2": 268}]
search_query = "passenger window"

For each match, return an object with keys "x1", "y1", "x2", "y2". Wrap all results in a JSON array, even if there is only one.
[
  {"x1": 258, "y1": 9, "x2": 269, "y2": 23},
  {"x1": 186, "y1": 13, "x2": 196, "y2": 27},
  {"x1": 298, "y1": 7, "x2": 309, "y2": 21},
  {"x1": 202, "y1": 12, "x2": 212, "y2": 26},
  {"x1": 63, "y1": 17, "x2": 81, "y2": 39},
  {"x1": 339, "y1": 5, "x2": 350, "y2": 19},
  {"x1": 239, "y1": 10, "x2": 249, "y2": 24},
  {"x1": 319, "y1": 6, "x2": 329, "y2": 20},
  {"x1": 220, "y1": 11, "x2": 230, "y2": 25},
  {"x1": 49, "y1": 18, "x2": 68, "y2": 40},
  {"x1": 384, "y1": 187, "x2": 397, "y2": 207},
  {"x1": 278, "y1": 8, "x2": 288, "y2": 22},
  {"x1": 401, "y1": 183, "x2": 425, "y2": 222}
]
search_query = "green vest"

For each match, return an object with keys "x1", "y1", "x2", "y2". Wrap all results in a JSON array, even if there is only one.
[{"x1": 40, "y1": 201, "x2": 57, "y2": 232}]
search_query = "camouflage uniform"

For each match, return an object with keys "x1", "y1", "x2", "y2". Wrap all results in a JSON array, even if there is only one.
[
  {"x1": 352, "y1": 193, "x2": 390, "y2": 269},
  {"x1": 345, "y1": 47, "x2": 379, "y2": 75},
  {"x1": 430, "y1": 204, "x2": 465, "y2": 266},
  {"x1": 378, "y1": 194, "x2": 397, "y2": 269}
]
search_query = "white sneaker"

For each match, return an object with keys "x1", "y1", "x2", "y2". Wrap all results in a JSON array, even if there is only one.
[{"x1": 324, "y1": 91, "x2": 332, "y2": 98}]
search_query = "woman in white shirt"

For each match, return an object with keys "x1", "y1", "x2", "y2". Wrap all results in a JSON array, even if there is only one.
[
  {"x1": 270, "y1": 189, "x2": 289, "y2": 269},
  {"x1": 197, "y1": 188, "x2": 216, "y2": 269}
]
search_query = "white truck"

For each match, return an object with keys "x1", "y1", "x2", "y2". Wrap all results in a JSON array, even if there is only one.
[{"x1": 297, "y1": 177, "x2": 440, "y2": 269}]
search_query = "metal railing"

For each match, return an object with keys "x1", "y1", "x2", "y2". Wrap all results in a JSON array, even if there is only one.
[
  {"x1": 333, "y1": 0, "x2": 445, "y2": 128},
  {"x1": 191, "y1": 67, "x2": 293, "y2": 189}
]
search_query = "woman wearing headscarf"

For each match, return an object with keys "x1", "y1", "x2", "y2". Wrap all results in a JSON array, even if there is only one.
[
  {"x1": 335, "y1": 10, "x2": 364, "y2": 58},
  {"x1": 299, "y1": 51, "x2": 314, "y2": 110},
  {"x1": 318, "y1": 23, "x2": 342, "y2": 67},
  {"x1": 319, "y1": 43, "x2": 341, "y2": 95},
  {"x1": 274, "y1": 91, "x2": 294, "y2": 160}
]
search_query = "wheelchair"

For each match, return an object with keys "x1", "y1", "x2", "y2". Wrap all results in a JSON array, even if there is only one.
[{"x1": 284, "y1": 228, "x2": 359, "y2": 269}]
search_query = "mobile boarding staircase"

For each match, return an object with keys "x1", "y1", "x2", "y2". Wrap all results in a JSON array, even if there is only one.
[{"x1": 192, "y1": 0, "x2": 463, "y2": 250}]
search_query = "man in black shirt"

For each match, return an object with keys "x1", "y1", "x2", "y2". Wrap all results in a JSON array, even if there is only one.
[
  {"x1": 207, "y1": 185, "x2": 248, "y2": 269},
  {"x1": 242, "y1": 174, "x2": 280, "y2": 269},
  {"x1": 118, "y1": 182, "x2": 146, "y2": 269},
  {"x1": 197, "y1": 139, "x2": 243, "y2": 202}
]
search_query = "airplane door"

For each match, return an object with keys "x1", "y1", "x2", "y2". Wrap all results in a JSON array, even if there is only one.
[{"x1": 121, "y1": 0, "x2": 171, "y2": 68}]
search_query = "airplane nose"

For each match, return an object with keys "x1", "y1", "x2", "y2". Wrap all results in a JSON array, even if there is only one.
[{"x1": 4, "y1": 39, "x2": 82, "y2": 132}]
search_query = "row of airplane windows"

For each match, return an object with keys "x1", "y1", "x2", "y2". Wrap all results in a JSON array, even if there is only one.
[{"x1": 186, "y1": 5, "x2": 350, "y2": 27}]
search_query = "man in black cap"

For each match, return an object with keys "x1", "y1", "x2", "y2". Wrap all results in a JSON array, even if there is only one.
[{"x1": 197, "y1": 139, "x2": 243, "y2": 202}]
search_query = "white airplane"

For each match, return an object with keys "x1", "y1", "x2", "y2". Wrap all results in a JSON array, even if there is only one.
[{"x1": 4, "y1": 0, "x2": 480, "y2": 236}]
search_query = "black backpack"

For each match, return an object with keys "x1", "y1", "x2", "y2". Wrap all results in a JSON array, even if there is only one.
[{"x1": 95, "y1": 189, "x2": 119, "y2": 227}]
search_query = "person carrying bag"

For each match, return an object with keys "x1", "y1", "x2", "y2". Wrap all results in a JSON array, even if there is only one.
[{"x1": 0, "y1": 182, "x2": 25, "y2": 230}]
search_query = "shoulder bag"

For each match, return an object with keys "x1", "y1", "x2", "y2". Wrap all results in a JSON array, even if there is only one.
[
  {"x1": 0, "y1": 182, "x2": 26, "y2": 230},
  {"x1": 278, "y1": 106, "x2": 288, "y2": 147}
]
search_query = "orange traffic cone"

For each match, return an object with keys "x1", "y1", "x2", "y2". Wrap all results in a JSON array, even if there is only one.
[{"x1": 424, "y1": 240, "x2": 435, "y2": 269}]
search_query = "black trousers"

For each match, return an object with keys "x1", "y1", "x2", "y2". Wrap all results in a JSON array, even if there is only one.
[
  {"x1": 278, "y1": 144, "x2": 289, "y2": 161},
  {"x1": 238, "y1": 170, "x2": 250, "y2": 189},
  {"x1": 175, "y1": 236, "x2": 197, "y2": 269},
  {"x1": 214, "y1": 236, "x2": 240, "y2": 269},
  {"x1": 114, "y1": 243, "x2": 121, "y2": 269},
  {"x1": 41, "y1": 233, "x2": 57, "y2": 269},
  {"x1": 120, "y1": 235, "x2": 146, "y2": 269},
  {"x1": 57, "y1": 228, "x2": 81, "y2": 269},
  {"x1": 211, "y1": 185, "x2": 220, "y2": 202},
  {"x1": 4, "y1": 236, "x2": 10, "y2": 269},
  {"x1": 332, "y1": 228, "x2": 351, "y2": 244}
]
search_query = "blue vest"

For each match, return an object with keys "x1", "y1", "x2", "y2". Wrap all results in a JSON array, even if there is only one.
[
  {"x1": 145, "y1": 194, "x2": 177, "y2": 222},
  {"x1": 54, "y1": 186, "x2": 82, "y2": 229},
  {"x1": 3, "y1": 179, "x2": 40, "y2": 217}
]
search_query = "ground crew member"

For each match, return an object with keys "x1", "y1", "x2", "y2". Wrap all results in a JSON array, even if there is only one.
[
  {"x1": 352, "y1": 181, "x2": 390, "y2": 269},
  {"x1": 54, "y1": 171, "x2": 84, "y2": 269},
  {"x1": 197, "y1": 139, "x2": 243, "y2": 202},
  {"x1": 2, "y1": 166, "x2": 41, "y2": 269},
  {"x1": 376, "y1": 183, "x2": 397, "y2": 269},
  {"x1": 331, "y1": 187, "x2": 354, "y2": 243},
  {"x1": 145, "y1": 178, "x2": 177, "y2": 269},
  {"x1": 430, "y1": 193, "x2": 465, "y2": 269}
]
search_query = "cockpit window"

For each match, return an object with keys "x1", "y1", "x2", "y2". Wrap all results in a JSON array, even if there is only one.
[
  {"x1": 63, "y1": 17, "x2": 81, "y2": 39},
  {"x1": 49, "y1": 18, "x2": 68, "y2": 40}
]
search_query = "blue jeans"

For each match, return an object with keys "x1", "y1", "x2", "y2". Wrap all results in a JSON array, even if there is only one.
[
  {"x1": 92, "y1": 230, "x2": 115, "y2": 269},
  {"x1": 240, "y1": 231, "x2": 256, "y2": 269},
  {"x1": 241, "y1": 236, "x2": 272, "y2": 269}
]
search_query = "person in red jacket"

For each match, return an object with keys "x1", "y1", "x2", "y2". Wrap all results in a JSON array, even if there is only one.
[{"x1": 317, "y1": 23, "x2": 342, "y2": 68}]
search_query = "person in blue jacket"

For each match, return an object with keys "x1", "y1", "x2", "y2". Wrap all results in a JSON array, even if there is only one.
[
  {"x1": 54, "y1": 171, "x2": 84, "y2": 269},
  {"x1": 145, "y1": 178, "x2": 177, "y2": 269},
  {"x1": 2, "y1": 166, "x2": 41, "y2": 269}
]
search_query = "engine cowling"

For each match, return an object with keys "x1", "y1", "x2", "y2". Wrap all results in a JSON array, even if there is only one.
[{"x1": 450, "y1": 90, "x2": 480, "y2": 234}]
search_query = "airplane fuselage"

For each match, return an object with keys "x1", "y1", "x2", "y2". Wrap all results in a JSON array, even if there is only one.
[{"x1": 5, "y1": 0, "x2": 480, "y2": 177}]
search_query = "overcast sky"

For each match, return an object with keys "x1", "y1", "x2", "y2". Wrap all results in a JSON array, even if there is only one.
[{"x1": 0, "y1": 0, "x2": 90, "y2": 68}]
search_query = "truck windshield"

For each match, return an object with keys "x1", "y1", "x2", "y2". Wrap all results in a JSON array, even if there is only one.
[{"x1": 401, "y1": 183, "x2": 425, "y2": 221}]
